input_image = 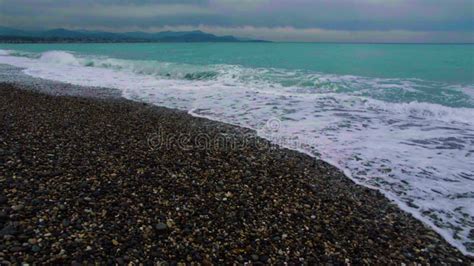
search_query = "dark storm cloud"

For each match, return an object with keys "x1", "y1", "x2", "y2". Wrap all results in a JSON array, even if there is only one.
[{"x1": 1, "y1": 0, "x2": 473, "y2": 42}]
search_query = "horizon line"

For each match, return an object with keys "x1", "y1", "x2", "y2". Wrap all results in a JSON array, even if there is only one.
[{"x1": 1, "y1": 26, "x2": 473, "y2": 44}]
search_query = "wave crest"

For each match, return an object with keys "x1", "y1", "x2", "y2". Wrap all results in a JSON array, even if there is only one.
[{"x1": 39, "y1": 51, "x2": 80, "y2": 66}]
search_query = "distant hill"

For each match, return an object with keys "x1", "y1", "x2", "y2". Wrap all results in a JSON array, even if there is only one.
[
  {"x1": 0, "y1": 27, "x2": 269, "y2": 43},
  {"x1": 0, "y1": 26, "x2": 30, "y2": 37}
]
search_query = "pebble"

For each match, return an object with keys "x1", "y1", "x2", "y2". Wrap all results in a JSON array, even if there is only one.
[
  {"x1": 11, "y1": 205, "x2": 23, "y2": 211},
  {"x1": 31, "y1": 245, "x2": 41, "y2": 253},
  {"x1": 155, "y1": 223, "x2": 168, "y2": 232}
]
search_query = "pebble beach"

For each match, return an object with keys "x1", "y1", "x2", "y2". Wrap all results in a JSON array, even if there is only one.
[{"x1": 0, "y1": 65, "x2": 473, "y2": 264}]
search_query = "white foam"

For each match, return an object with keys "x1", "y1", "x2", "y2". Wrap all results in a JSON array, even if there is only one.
[
  {"x1": 38, "y1": 51, "x2": 80, "y2": 66},
  {"x1": 1, "y1": 50, "x2": 473, "y2": 256}
]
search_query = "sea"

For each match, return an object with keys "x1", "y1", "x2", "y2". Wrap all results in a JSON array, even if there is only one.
[{"x1": 0, "y1": 43, "x2": 473, "y2": 255}]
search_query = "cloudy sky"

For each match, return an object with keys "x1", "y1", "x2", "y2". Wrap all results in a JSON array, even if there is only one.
[{"x1": 1, "y1": 0, "x2": 473, "y2": 42}]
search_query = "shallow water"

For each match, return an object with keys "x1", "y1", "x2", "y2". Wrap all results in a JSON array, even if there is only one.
[{"x1": 1, "y1": 43, "x2": 473, "y2": 255}]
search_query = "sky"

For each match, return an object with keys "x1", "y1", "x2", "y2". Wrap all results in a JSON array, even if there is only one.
[{"x1": 1, "y1": 0, "x2": 473, "y2": 42}]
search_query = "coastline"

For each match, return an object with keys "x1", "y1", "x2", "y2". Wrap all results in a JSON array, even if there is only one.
[{"x1": 0, "y1": 67, "x2": 472, "y2": 263}]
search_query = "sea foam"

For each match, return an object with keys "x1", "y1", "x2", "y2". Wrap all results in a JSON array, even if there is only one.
[{"x1": 1, "y1": 49, "x2": 473, "y2": 255}]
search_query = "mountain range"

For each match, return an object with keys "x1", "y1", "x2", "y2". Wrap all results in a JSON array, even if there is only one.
[{"x1": 0, "y1": 27, "x2": 268, "y2": 43}]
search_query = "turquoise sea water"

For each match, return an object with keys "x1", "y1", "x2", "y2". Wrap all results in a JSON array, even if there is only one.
[
  {"x1": 0, "y1": 43, "x2": 473, "y2": 255},
  {"x1": 1, "y1": 43, "x2": 474, "y2": 106}
]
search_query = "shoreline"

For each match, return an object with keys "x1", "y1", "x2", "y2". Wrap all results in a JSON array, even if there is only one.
[
  {"x1": 0, "y1": 68, "x2": 472, "y2": 263},
  {"x1": 3, "y1": 63, "x2": 473, "y2": 257}
]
